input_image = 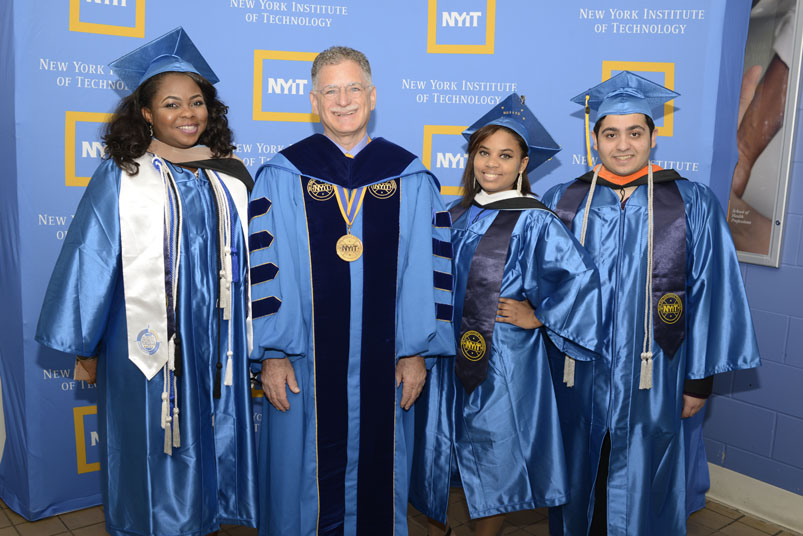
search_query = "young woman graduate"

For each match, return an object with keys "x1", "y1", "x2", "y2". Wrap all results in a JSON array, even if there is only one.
[
  {"x1": 35, "y1": 28, "x2": 258, "y2": 536},
  {"x1": 410, "y1": 94, "x2": 604, "y2": 536}
]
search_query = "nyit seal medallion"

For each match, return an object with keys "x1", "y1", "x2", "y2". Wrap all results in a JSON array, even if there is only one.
[
  {"x1": 306, "y1": 179, "x2": 334, "y2": 201},
  {"x1": 136, "y1": 327, "x2": 160, "y2": 356},
  {"x1": 657, "y1": 293, "x2": 683, "y2": 325},
  {"x1": 460, "y1": 330, "x2": 486, "y2": 362},
  {"x1": 368, "y1": 180, "x2": 397, "y2": 199},
  {"x1": 335, "y1": 233, "x2": 363, "y2": 262}
]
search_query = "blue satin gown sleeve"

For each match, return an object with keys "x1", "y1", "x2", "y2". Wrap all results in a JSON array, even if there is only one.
[
  {"x1": 523, "y1": 213, "x2": 603, "y2": 362},
  {"x1": 36, "y1": 159, "x2": 122, "y2": 356},
  {"x1": 249, "y1": 160, "x2": 309, "y2": 361},
  {"x1": 539, "y1": 184, "x2": 563, "y2": 212},
  {"x1": 395, "y1": 169, "x2": 455, "y2": 362},
  {"x1": 682, "y1": 183, "x2": 760, "y2": 378}
]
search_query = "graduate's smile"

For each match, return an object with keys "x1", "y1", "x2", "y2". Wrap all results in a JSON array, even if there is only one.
[{"x1": 177, "y1": 124, "x2": 199, "y2": 134}]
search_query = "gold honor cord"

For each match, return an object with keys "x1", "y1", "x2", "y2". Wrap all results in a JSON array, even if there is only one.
[
  {"x1": 584, "y1": 94, "x2": 593, "y2": 169},
  {"x1": 333, "y1": 185, "x2": 367, "y2": 262}
]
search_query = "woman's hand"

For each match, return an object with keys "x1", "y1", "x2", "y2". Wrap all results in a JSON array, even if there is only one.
[{"x1": 496, "y1": 298, "x2": 543, "y2": 330}]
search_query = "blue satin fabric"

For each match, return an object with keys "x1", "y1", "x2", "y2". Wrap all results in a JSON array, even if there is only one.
[
  {"x1": 36, "y1": 159, "x2": 259, "y2": 536},
  {"x1": 249, "y1": 151, "x2": 454, "y2": 536},
  {"x1": 410, "y1": 205, "x2": 603, "y2": 522},
  {"x1": 683, "y1": 411, "x2": 709, "y2": 516},
  {"x1": 541, "y1": 180, "x2": 760, "y2": 536}
]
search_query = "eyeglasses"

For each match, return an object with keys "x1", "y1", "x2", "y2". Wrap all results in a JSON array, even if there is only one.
[{"x1": 316, "y1": 83, "x2": 372, "y2": 101}]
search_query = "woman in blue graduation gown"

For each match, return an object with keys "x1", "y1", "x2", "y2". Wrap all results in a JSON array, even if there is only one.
[
  {"x1": 35, "y1": 29, "x2": 258, "y2": 536},
  {"x1": 410, "y1": 95, "x2": 604, "y2": 536}
]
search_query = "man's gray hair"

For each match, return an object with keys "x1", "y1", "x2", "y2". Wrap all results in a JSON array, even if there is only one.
[{"x1": 311, "y1": 46, "x2": 372, "y2": 88}]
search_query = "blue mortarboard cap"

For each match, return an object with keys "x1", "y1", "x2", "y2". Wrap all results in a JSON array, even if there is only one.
[
  {"x1": 462, "y1": 93, "x2": 561, "y2": 172},
  {"x1": 571, "y1": 71, "x2": 679, "y2": 120},
  {"x1": 109, "y1": 27, "x2": 219, "y2": 92}
]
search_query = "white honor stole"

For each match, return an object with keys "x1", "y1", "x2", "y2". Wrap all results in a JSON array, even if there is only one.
[{"x1": 119, "y1": 153, "x2": 251, "y2": 454}]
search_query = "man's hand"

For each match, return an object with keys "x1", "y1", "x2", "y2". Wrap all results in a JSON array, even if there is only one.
[
  {"x1": 74, "y1": 357, "x2": 97, "y2": 384},
  {"x1": 496, "y1": 298, "x2": 543, "y2": 330},
  {"x1": 261, "y1": 358, "x2": 300, "y2": 412},
  {"x1": 396, "y1": 355, "x2": 426, "y2": 411},
  {"x1": 682, "y1": 394, "x2": 707, "y2": 419}
]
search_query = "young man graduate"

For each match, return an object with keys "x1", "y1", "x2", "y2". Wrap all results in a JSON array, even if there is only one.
[
  {"x1": 541, "y1": 71, "x2": 761, "y2": 536},
  {"x1": 248, "y1": 46, "x2": 454, "y2": 535}
]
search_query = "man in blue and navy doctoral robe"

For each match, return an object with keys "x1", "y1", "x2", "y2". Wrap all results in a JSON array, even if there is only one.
[
  {"x1": 248, "y1": 46, "x2": 455, "y2": 536},
  {"x1": 542, "y1": 72, "x2": 761, "y2": 536}
]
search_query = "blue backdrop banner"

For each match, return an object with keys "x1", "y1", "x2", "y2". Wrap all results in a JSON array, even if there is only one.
[{"x1": 0, "y1": 0, "x2": 750, "y2": 519}]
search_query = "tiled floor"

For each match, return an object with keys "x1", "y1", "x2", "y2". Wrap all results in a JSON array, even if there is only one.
[{"x1": 0, "y1": 490, "x2": 800, "y2": 536}]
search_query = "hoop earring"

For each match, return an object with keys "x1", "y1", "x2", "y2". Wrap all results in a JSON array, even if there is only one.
[
  {"x1": 516, "y1": 172, "x2": 523, "y2": 193},
  {"x1": 473, "y1": 175, "x2": 478, "y2": 190},
  {"x1": 148, "y1": 123, "x2": 153, "y2": 138}
]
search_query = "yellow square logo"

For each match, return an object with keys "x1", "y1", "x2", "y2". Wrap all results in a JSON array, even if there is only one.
[
  {"x1": 65, "y1": 111, "x2": 112, "y2": 187},
  {"x1": 602, "y1": 61, "x2": 675, "y2": 137},
  {"x1": 253, "y1": 50, "x2": 319, "y2": 122},
  {"x1": 427, "y1": 0, "x2": 496, "y2": 54},
  {"x1": 69, "y1": 0, "x2": 145, "y2": 38},
  {"x1": 422, "y1": 125, "x2": 467, "y2": 196},
  {"x1": 73, "y1": 405, "x2": 100, "y2": 474}
]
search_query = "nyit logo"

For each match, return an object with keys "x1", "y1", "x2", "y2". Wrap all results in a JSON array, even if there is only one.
[
  {"x1": 73, "y1": 405, "x2": 100, "y2": 474},
  {"x1": 69, "y1": 0, "x2": 145, "y2": 37},
  {"x1": 428, "y1": 0, "x2": 496, "y2": 54},
  {"x1": 65, "y1": 111, "x2": 112, "y2": 187},
  {"x1": 436, "y1": 152, "x2": 468, "y2": 170},
  {"x1": 422, "y1": 125, "x2": 467, "y2": 196},
  {"x1": 442, "y1": 12, "x2": 483, "y2": 27},
  {"x1": 253, "y1": 50, "x2": 318, "y2": 122},
  {"x1": 266, "y1": 77, "x2": 309, "y2": 95},
  {"x1": 602, "y1": 61, "x2": 676, "y2": 137}
]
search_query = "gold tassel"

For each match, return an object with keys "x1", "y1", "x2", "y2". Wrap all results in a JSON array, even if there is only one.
[
  {"x1": 639, "y1": 352, "x2": 653, "y2": 390},
  {"x1": 563, "y1": 355, "x2": 576, "y2": 387},
  {"x1": 584, "y1": 94, "x2": 593, "y2": 169}
]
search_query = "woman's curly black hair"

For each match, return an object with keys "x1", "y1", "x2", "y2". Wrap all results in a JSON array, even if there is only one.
[{"x1": 103, "y1": 71, "x2": 235, "y2": 175}]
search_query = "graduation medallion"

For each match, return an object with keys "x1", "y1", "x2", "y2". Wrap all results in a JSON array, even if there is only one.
[
  {"x1": 336, "y1": 233, "x2": 363, "y2": 262},
  {"x1": 333, "y1": 184, "x2": 368, "y2": 262}
]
